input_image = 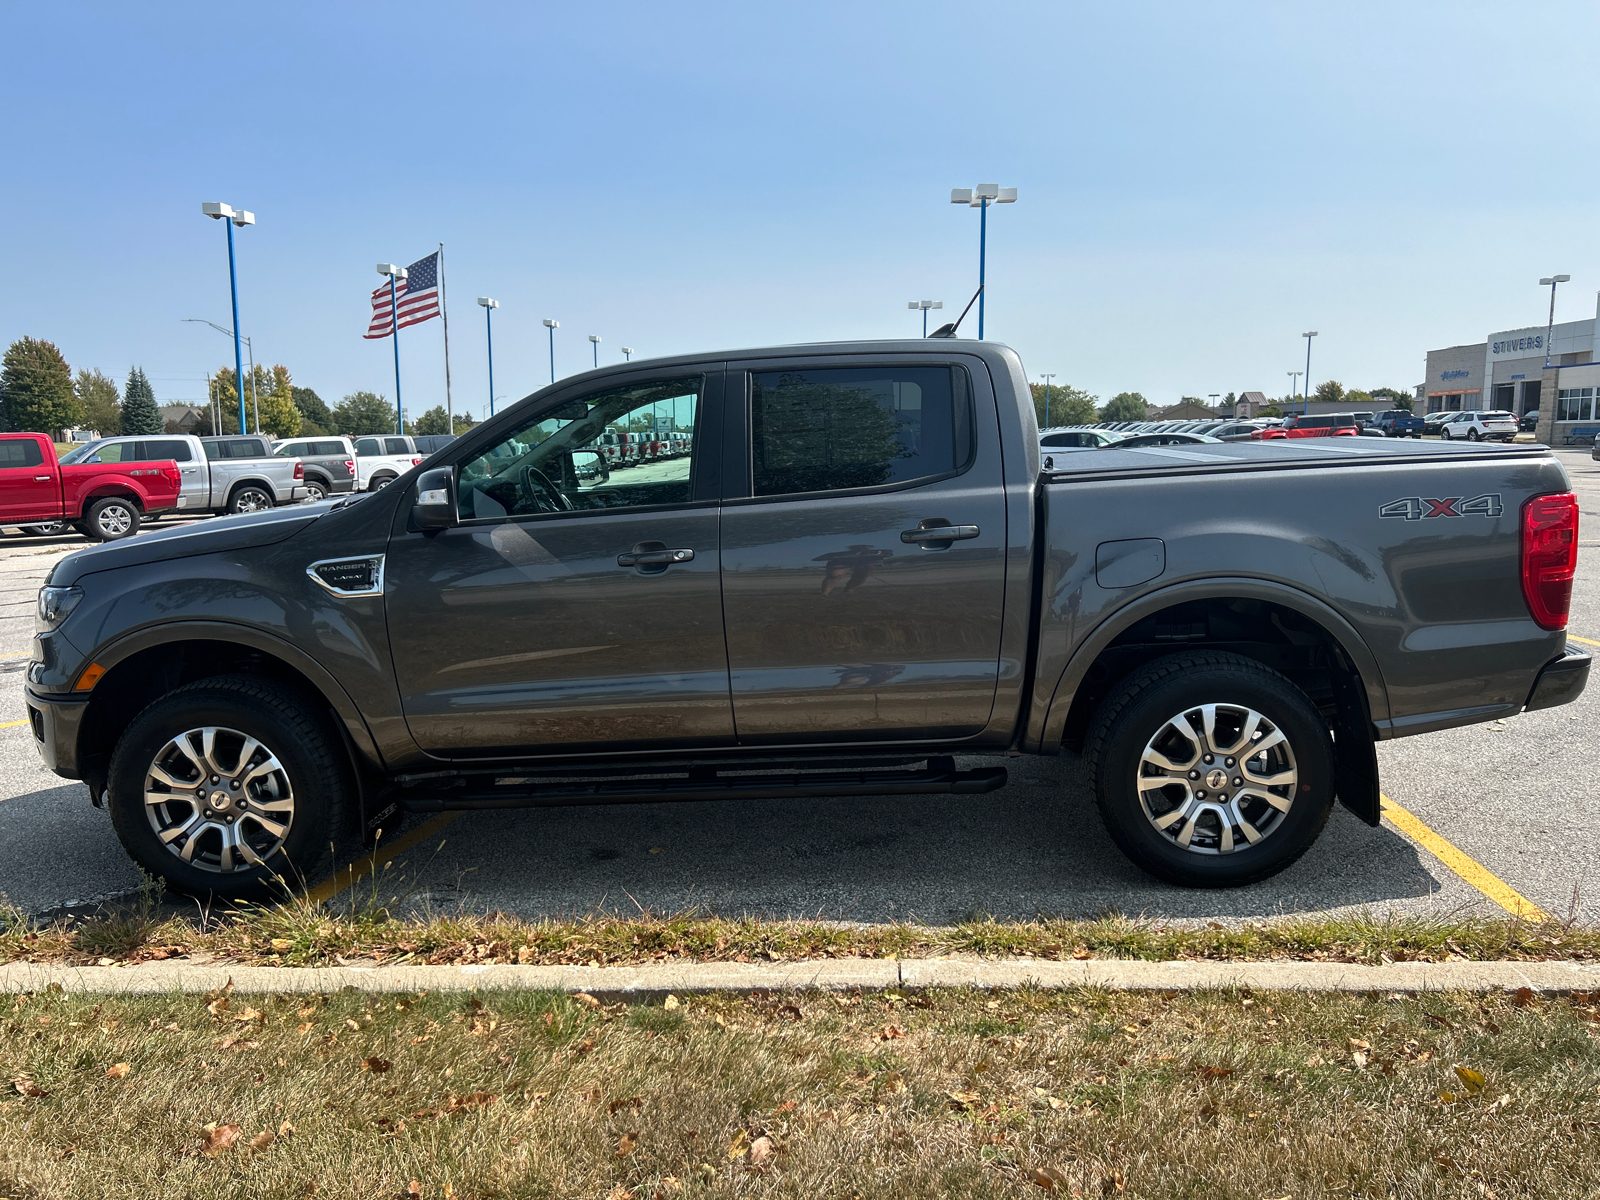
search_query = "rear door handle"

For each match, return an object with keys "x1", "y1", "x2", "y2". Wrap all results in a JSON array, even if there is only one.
[
  {"x1": 900, "y1": 522, "x2": 979, "y2": 544},
  {"x1": 617, "y1": 546, "x2": 695, "y2": 567}
]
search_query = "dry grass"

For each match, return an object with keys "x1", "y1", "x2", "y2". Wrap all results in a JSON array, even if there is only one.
[
  {"x1": 1, "y1": 889, "x2": 1597, "y2": 970},
  {"x1": 3, "y1": 984, "x2": 1600, "y2": 1198}
]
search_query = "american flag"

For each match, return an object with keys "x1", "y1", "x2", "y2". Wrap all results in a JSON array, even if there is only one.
[{"x1": 364, "y1": 251, "x2": 441, "y2": 339}]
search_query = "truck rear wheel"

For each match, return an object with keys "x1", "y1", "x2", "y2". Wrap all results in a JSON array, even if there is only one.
[
  {"x1": 228, "y1": 485, "x2": 274, "y2": 514},
  {"x1": 106, "y1": 675, "x2": 349, "y2": 900},
  {"x1": 83, "y1": 496, "x2": 141, "y2": 542},
  {"x1": 1084, "y1": 652, "x2": 1335, "y2": 888}
]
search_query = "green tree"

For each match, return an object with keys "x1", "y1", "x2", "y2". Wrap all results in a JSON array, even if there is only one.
[
  {"x1": 210, "y1": 366, "x2": 250, "y2": 434},
  {"x1": 1029, "y1": 382, "x2": 1097, "y2": 427},
  {"x1": 256, "y1": 365, "x2": 302, "y2": 438},
  {"x1": 1370, "y1": 386, "x2": 1412, "y2": 411},
  {"x1": 1344, "y1": 389, "x2": 1375, "y2": 409},
  {"x1": 119, "y1": 366, "x2": 162, "y2": 435},
  {"x1": 1314, "y1": 379, "x2": 1345, "y2": 405},
  {"x1": 75, "y1": 369, "x2": 121, "y2": 435},
  {"x1": 332, "y1": 390, "x2": 397, "y2": 435},
  {"x1": 1260, "y1": 403, "x2": 1283, "y2": 417},
  {"x1": 1, "y1": 337, "x2": 79, "y2": 433},
  {"x1": 292, "y1": 386, "x2": 332, "y2": 433},
  {"x1": 412, "y1": 405, "x2": 454, "y2": 435},
  {"x1": 1099, "y1": 392, "x2": 1149, "y2": 422}
]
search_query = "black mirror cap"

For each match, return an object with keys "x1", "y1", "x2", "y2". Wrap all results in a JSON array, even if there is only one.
[{"x1": 411, "y1": 466, "x2": 457, "y2": 530}]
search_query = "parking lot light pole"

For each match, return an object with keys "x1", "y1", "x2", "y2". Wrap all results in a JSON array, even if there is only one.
[
  {"x1": 1539, "y1": 275, "x2": 1571, "y2": 370},
  {"x1": 908, "y1": 300, "x2": 943, "y2": 338},
  {"x1": 949, "y1": 185, "x2": 1016, "y2": 339},
  {"x1": 377, "y1": 265, "x2": 407, "y2": 433},
  {"x1": 589, "y1": 334, "x2": 601, "y2": 368},
  {"x1": 182, "y1": 318, "x2": 255, "y2": 432},
  {"x1": 621, "y1": 346, "x2": 634, "y2": 362},
  {"x1": 201, "y1": 202, "x2": 254, "y2": 433},
  {"x1": 543, "y1": 319, "x2": 559, "y2": 383},
  {"x1": 1288, "y1": 371, "x2": 1301, "y2": 405},
  {"x1": 1039, "y1": 373, "x2": 1055, "y2": 426},
  {"x1": 477, "y1": 297, "x2": 499, "y2": 415},
  {"x1": 1301, "y1": 332, "x2": 1317, "y2": 415}
]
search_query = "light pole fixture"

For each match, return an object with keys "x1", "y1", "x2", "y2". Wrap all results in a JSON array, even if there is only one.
[
  {"x1": 949, "y1": 184, "x2": 1016, "y2": 339},
  {"x1": 182, "y1": 319, "x2": 256, "y2": 433},
  {"x1": 621, "y1": 346, "x2": 634, "y2": 362},
  {"x1": 542, "y1": 319, "x2": 559, "y2": 383},
  {"x1": 908, "y1": 299, "x2": 943, "y2": 338},
  {"x1": 377, "y1": 264, "x2": 408, "y2": 433},
  {"x1": 589, "y1": 334, "x2": 601, "y2": 369},
  {"x1": 1288, "y1": 370, "x2": 1302, "y2": 404},
  {"x1": 201, "y1": 201, "x2": 254, "y2": 434},
  {"x1": 1039, "y1": 373, "x2": 1056, "y2": 426},
  {"x1": 1208, "y1": 393, "x2": 1220, "y2": 415},
  {"x1": 1540, "y1": 274, "x2": 1571, "y2": 370},
  {"x1": 1301, "y1": 331, "x2": 1318, "y2": 414},
  {"x1": 477, "y1": 297, "x2": 499, "y2": 416}
]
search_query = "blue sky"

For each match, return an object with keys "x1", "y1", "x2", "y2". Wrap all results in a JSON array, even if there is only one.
[{"x1": 5, "y1": 1, "x2": 1600, "y2": 417}]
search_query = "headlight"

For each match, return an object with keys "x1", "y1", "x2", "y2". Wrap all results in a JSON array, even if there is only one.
[{"x1": 37, "y1": 585, "x2": 84, "y2": 630}]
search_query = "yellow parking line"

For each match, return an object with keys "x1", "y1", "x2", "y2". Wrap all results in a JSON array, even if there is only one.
[
  {"x1": 1569, "y1": 634, "x2": 1600, "y2": 648},
  {"x1": 0, "y1": 718, "x2": 29, "y2": 729},
  {"x1": 304, "y1": 812, "x2": 460, "y2": 905},
  {"x1": 1381, "y1": 794, "x2": 1551, "y2": 921}
]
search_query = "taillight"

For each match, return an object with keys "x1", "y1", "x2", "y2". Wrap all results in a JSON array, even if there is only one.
[
  {"x1": 343, "y1": 460, "x2": 355, "y2": 473},
  {"x1": 412, "y1": 457, "x2": 422, "y2": 465},
  {"x1": 1521, "y1": 492, "x2": 1579, "y2": 630},
  {"x1": 162, "y1": 466, "x2": 181, "y2": 489},
  {"x1": 294, "y1": 462, "x2": 305, "y2": 479}
]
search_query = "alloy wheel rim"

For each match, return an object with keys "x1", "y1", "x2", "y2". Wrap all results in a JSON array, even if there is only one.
[
  {"x1": 1134, "y1": 703, "x2": 1297, "y2": 856},
  {"x1": 236, "y1": 490, "x2": 270, "y2": 512},
  {"x1": 98, "y1": 505, "x2": 132, "y2": 536},
  {"x1": 143, "y1": 725, "x2": 295, "y2": 874}
]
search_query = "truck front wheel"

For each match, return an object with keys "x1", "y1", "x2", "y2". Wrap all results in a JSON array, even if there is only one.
[
  {"x1": 1084, "y1": 652, "x2": 1335, "y2": 888},
  {"x1": 106, "y1": 676, "x2": 349, "y2": 899},
  {"x1": 84, "y1": 497, "x2": 141, "y2": 542}
]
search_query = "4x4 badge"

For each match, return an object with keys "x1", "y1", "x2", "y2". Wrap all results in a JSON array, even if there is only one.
[{"x1": 1379, "y1": 494, "x2": 1502, "y2": 521}]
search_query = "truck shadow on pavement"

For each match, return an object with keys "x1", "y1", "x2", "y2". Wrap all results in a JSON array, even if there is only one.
[{"x1": 379, "y1": 756, "x2": 1451, "y2": 926}]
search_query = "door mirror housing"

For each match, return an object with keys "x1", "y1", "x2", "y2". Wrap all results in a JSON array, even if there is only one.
[{"x1": 411, "y1": 467, "x2": 457, "y2": 530}]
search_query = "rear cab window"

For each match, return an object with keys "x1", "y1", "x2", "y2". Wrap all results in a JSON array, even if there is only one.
[{"x1": 0, "y1": 439, "x2": 45, "y2": 468}]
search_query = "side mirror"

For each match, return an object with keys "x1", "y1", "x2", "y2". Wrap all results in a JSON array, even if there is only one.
[{"x1": 411, "y1": 466, "x2": 457, "y2": 530}]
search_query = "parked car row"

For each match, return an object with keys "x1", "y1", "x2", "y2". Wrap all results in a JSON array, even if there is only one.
[{"x1": 597, "y1": 428, "x2": 692, "y2": 467}]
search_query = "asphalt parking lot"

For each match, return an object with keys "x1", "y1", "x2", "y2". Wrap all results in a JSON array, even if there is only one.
[{"x1": 1, "y1": 447, "x2": 1596, "y2": 927}]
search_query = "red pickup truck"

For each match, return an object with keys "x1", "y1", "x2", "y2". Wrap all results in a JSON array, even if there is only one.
[
  {"x1": 0, "y1": 433, "x2": 182, "y2": 541},
  {"x1": 1254, "y1": 414, "x2": 1360, "y2": 440}
]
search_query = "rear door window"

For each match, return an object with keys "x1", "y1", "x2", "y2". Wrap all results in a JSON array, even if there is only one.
[
  {"x1": 747, "y1": 365, "x2": 973, "y2": 497},
  {"x1": 353, "y1": 438, "x2": 381, "y2": 456},
  {"x1": 139, "y1": 439, "x2": 193, "y2": 463},
  {"x1": 274, "y1": 442, "x2": 304, "y2": 457},
  {"x1": 314, "y1": 441, "x2": 348, "y2": 455},
  {"x1": 384, "y1": 437, "x2": 411, "y2": 455}
]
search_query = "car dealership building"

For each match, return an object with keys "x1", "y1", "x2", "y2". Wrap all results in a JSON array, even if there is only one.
[{"x1": 1423, "y1": 296, "x2": 1600, "y2": 444}]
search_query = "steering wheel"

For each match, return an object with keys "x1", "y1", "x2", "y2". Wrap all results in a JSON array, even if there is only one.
[{"x1": 519, "y1": 465, "x2": 572, "y2": 513}]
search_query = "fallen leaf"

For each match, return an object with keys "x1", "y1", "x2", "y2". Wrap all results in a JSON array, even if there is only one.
[
  {"x1": 608, "y1": 1095, "x2": 644, "y2": 1114},
  {"x1": 573, "y1": 992, "x2": 601, "y2": 1008},
  {"x1": 1032, "y1": 1166, "x2": 1069, "y2": 1190},
  {"x1": 105, "y1": 1062, "x2": 132, "y2": 1079},
  {"x1": 234, "y1": 1006, "x2": 265, "y2": 1024},
  {"x1": 877, "y1": 1024, "x2": 906, "y2": 1040},
  {"x1": 411, "y1": 1035, "x2": 433, "y2": 1045},
  {"x1": 361, "y1": 1057, "x2": 393, "y2": 1074},
  {"x1": 279, "y1": 1119, "x2": 296, "y2": 1137},
  {"x1": 270, "y1": 938, "x2": 293, "y2": 952},
  {"x1": 574, "y1": 1036, "x2": 596, "y2": 1056},
  {"x1": 880, "y1": 1072, "x2": 907, "y2": 1094},
  {"x1": 726, "y1": 1129, "x2": 750, "y2": 1160},
  {"x1": 1455, "y1": 1065, "x2": 1486, "y2": 1096},
  {"x1": 605, "y1": 1188, "x2": 635, "y2": 1200},
  {"x1": 775, "y1": 1100, "x2": 797, "y2": 1113},
  {"x1": 201, "y1": 1122, "x2": 243, "y2": 1157},
  {"x1": 408, "y1": 1183, "x2": 422, "y2": 1198},
  {"x1": 450, "y1": 1091, "x2": 497, "y2": 1110},
  {"x1": 249, "y1": 1130, "x2": 275, "y2": 1153},
  {"x1": 948, "y1": 1090, "x2": 981, "y2": 1110},
  {"x1": 1513, "y1": 987, "x2": 1537, "y2": 1008},
  {"x1": 345, "y1": 1019, "x2": 361, "y2": 1031},
  {"x1": 663, "y1": 994, "x2": 681, "y2": 1010},
  {"x1": 748, "y1": 1135, "x2": 775, "y2": 1168},
  {"x1": 616, "y1": 1131, "x2": 639, "y2": 1156},
  {"x1": 296, "y1": 1022, "x2": 314, "y2": 1034},
  {"x1": 1072, "y1": 948, "x2": 1091, "y2": 960},
  {"x1": 12, "y1": 1077, "x2": 47, "y2": 1098},
  {"x1": 218, "y1": 1036, "x2": 260, "y2": 1050}
]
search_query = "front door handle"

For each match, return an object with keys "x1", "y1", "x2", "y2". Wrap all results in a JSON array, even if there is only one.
[
  {"x1": 34, "y1": 476, "x2": 50, "y2": 482},
  {"x1": 900, "y1": 521, "x2": 979, "y2": 545},
  {"x1": 617, "y1": 543, "x2": 695, "y2": 568}
]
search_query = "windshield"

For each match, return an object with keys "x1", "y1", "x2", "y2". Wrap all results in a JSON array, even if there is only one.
[{"x1": 58, "y1": 441, "x2": 104, "y2": 465}]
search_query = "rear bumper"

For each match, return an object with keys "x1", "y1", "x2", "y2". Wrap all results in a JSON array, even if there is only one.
[
  {"x1": 329, "y1": 478, "x2": 356, "y2": 494},
  {"x1": 1525, "y1": 646, "x2": 1592, "y2": 712},
  {"x1": 24, "y1": 686, "x2": 88, "y2": 779},
  {"x1": 286, "y1": 486, "x2": 310, "y2": 503}
]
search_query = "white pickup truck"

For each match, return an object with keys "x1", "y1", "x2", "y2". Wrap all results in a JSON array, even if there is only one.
[
  {"x1": 59, "y1": 434, "x2": 308, "y2": 515},
  {"x1": 351, "y1": 435, "x2": 424, "y2": 490}
]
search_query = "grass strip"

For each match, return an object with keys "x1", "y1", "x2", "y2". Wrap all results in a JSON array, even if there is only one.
[
  {"x1": 4, "y1": 984, "x2": 1600, "y2": 1198},
  {"x1": 2, "y1": 893, "x2": 1597, "y2": 970}
]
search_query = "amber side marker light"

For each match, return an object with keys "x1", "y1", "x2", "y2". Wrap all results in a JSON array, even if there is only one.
[{"x1": 74, "y1": 662, "x2": 107, "y2": 691}]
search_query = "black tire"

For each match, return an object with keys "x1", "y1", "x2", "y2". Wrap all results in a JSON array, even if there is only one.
[
  {"x1": 107, "y1": 675, "x2": 349, "y2": 900},
  {"x1": 1441, "y1": 427, "x2": 1452, "y2": 440},
  {"x1": 83, "y1": 496, "x2": 141, "y2": 542},
  {"x1": 368, "y1": 473, "x2": 397, "y2": 491},
  {"x1": 228, "y1": 485, "x2": 275, "y2": 514},
  {"x1": 1084, "y1": 651, "x2": 1335, "y2": 888},
  {"x1": 1467, "y1": 429, "x2": 1480, "y2": 442},
  {"x1": 303, "y1": 477, "x2": 329, "y2": 503}
]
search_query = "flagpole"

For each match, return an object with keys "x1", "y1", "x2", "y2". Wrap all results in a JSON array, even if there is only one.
[
  {"x1": 438, "y1": 242, "x2": 454, "y2": 436},
  {"x1": 388, "y1": 274, "x2": 403, "y2": 434}
]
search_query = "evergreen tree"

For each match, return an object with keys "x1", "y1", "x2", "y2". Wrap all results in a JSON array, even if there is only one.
[
  {"x1": 291, "y1": 385, "x2": 332, "y2": 430},
  {"x1": 332, "y1": 390, "x2": 398, "y2": 435},
  {"x1": 413, "y1": 405, "x2": 457, "y2": 435},
  {"x1": 257, "y1": 365, "x2": 303, "y2": 438},
  {"x1": 1, "y1": 337, "x2": 80, "y2": 433},
  {"x1": 1313, "y1": 379, "x2": 1345, "y2": 405},
  {"x1": 120, "y1": 366, "x2": 163, "y2": 435},
  {"x1": 75, "y1": 369, "x2": 121, "y2": 435}
]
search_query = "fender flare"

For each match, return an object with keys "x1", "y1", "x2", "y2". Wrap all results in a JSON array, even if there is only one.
[
  {"x1": 85, "y1": 618, "x2": 386, "y2": 776},
  {"x1": 1026, "y1": 576, "x2": 1391, "y2": 754}
]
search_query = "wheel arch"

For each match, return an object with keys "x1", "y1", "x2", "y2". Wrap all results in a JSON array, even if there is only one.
[
  {"x1": 76, "y1": 622, "x2": 386, "y2": 820},
  {"x1": 225, "y1": 477, "x2": 277, "y2": 504},
  {"x1": 80, "y1": 487, "x2": 146, "y2": 513}
]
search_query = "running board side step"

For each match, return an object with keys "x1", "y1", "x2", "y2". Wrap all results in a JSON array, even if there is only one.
[{"x1": 398, "y1": 757, "x2": 1008, "y2": 813}]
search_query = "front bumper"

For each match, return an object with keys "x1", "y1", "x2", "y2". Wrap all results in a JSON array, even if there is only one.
[
  {"x1": 1525, "y1": 646, "x2": 1592, "y2": 712},
  {"x1": 24, "y1": 686, "x2": 88, "y2": 779}
]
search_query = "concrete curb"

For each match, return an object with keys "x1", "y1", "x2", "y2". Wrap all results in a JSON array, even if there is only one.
[{"x1": 3, "y1": 958, "x2": 1598, "y2": 997}]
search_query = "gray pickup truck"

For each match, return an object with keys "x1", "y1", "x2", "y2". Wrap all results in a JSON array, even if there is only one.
[{"x1": 24, "y1": 340, "x2": 1588, "y2": 898}]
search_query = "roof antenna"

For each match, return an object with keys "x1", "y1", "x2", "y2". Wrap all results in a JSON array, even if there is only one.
[{"x1": 927, "y1": 285, "x2": 982, "y2": 338}]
